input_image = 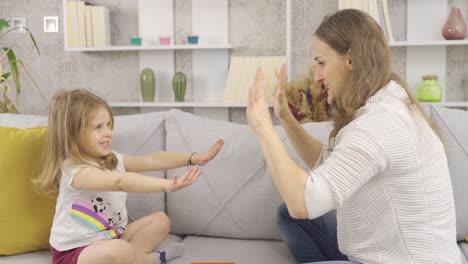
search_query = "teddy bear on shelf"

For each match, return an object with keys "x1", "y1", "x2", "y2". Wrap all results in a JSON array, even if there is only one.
[{"x1": 285, "y1": 65, "x2": 329, "y2": 123}]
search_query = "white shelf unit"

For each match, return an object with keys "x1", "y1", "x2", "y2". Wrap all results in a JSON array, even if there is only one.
[
  {"x1": 326, "y1": 0, "x2": 468, "y2": 107},
  {"x1": 397, "y1": 1, "x2": 468, "y2": 106},
  {"x1": 63, "y1": 0, "x2": 233, "y2": 121}
]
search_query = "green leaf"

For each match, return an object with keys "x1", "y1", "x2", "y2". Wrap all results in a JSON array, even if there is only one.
[
  {"x1": 24, "y1": 28, "x2": 40, "y2": 55},
  {"x1": 1, "y1": 72, "x2": 11, "y2": 84},
  {"x1": 3, "y1": 48, "x2": 20, "y2": 95},
  {"x1": 0, "y1": 19, "x2": 9, "y2": 32}
]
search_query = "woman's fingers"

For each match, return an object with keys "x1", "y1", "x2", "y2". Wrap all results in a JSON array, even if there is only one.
[
  {"x1": 254, "y1": 66, "x2": 266, "y2": 99},
  {"x1": 249, "y1": 66, "x2": 266, "y2": 107},
  {"x1": 277, "y1": 64, "x2": 287, "y2": 93}
]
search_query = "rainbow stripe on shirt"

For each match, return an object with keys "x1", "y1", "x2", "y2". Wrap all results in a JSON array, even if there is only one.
[{"x1": 71, "y1": 199, "x2": 121, "y2": 239}]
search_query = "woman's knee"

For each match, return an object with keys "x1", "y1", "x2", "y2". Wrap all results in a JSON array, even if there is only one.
[{"x1": 277, "y1": 203, "x2": 292, "y2": 223}]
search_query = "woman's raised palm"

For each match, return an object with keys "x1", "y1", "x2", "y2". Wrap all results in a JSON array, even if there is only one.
[{"x1": 274, "y1": 64, "x2": 292, "y2": 121}]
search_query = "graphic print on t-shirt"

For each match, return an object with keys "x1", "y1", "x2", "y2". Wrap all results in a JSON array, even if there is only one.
[{"x1": 70, "y1": 197, "x2": 124, "y2": 239}]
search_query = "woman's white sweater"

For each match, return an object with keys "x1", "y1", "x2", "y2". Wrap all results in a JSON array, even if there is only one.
[{"x1": 304, "y1": 81, "x2": 461, "y2": 263}]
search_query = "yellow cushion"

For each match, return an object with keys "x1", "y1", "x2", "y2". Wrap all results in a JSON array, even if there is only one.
[{"x1": 0, "y1": 126, "x2": 56, "y2": 255}]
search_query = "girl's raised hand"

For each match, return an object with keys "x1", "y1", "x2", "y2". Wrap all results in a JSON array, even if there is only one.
[
  {"x1": 164, "y1": 166, "x2": 203, "y2": 192},
  {"x1": 192, "y1": 139, "x2": 224, "y2": 166}
]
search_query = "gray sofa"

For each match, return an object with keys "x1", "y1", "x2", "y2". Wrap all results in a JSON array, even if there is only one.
[{"x1": 0, "y1": 106, "x2": 467, "y2": 264}]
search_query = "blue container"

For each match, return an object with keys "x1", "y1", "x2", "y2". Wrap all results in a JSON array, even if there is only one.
[{"x1": 187, "y1": 35, "x2": 199, "y2": 44}]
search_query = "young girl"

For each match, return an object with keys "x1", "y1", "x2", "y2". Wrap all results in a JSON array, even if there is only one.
[{"x1": 34, "y1": 89, "x2": 224, "y2": 264}]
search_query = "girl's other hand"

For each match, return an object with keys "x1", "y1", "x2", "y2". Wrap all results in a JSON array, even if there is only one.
[
  {"x1": 193, "y1": 139, "x2": 224, "y2": 166},
  {"x1": 165, "y1": 166, "x2": 203, "y2": 192}
]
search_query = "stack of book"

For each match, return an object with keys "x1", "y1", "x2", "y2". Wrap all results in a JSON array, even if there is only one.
[
  {"x1": 224, "y1": 56, "x2": 286, "y2": 104},
  {"x1": 339, "y1": 0, "x2": 394, "y2": 42},
  {"x1": 66, "y1": 0, "x2": 111, "y2": 48}
]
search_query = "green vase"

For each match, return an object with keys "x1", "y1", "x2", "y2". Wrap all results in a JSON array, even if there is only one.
[
  {"x1": 172, "y1": 71, "x2": 187, "y2": 102},
  {"x1": 417, "y1": 75, "x2": 442, "y2": 102},
  {"x1": 141, "y1": 68, "x2": 155, "y2": 102}
]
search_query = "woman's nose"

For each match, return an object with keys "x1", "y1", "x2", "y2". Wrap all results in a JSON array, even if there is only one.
[{"x1": 314, "y1": 71, "x2": 323, "y2": 83}]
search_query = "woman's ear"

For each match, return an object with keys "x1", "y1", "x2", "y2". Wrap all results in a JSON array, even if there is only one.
[{"x1": 345, "y1": 53, "x2": 352, "y2": 71}]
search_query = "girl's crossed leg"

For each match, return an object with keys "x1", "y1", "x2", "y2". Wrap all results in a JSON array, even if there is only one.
[{"x1": 77, "y1": 211, "x2": 181, "y2": 264}]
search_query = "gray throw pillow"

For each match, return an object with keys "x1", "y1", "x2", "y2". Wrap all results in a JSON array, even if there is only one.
[
  {"x1": 165, "y1": 109, "x2": 332, "y2": 240},
  {"x1": 114, "y1": 111, "x2": 168, "y2": 221}
]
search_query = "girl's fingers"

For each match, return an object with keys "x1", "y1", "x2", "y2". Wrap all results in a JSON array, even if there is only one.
[{"x1": 185, "y1": 167, "x2": 201, "y2": 183}]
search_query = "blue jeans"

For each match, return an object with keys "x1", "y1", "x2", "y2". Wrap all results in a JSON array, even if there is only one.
[{"x1": 277, "y1": 203, "x2": 358, "y2": 264}]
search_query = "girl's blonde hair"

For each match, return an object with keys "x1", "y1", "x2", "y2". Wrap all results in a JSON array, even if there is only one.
[
  {"x1": 315, "y1": 9, "x2": 439, "y2": 145},
  {"x1": 34, "y1": 89, "x2": 117, "y2": 197}
]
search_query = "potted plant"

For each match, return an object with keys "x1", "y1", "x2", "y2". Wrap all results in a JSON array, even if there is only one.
[
  {"x1": 285, "y1": 65, "x2": 329, "y2": 123},
  {"x1": 0, "y1": 18, "x2": 40, "y2": 113}
]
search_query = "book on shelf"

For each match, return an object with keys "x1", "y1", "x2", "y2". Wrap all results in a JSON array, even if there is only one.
[
  {"x1": 66, "y1": 0, "x2": 111, "y2": 48},
  {"x1": 339, "y1": 0, "x2": 394, "y2": 42},
  {"x1": 66, "y1": 0, "x2": 77, "y2": 48},
  {"x1": 91, "y1": 5, "x2": 111, "y2": 47},
  {"x1": 84, "y1": 5, "x2": 94, "y2": 47},
  {"x1": 224, "y1": 56, "x2": 286, "y2": 104}
]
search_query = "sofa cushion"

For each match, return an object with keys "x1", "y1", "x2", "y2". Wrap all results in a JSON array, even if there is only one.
[
  {"x1": 170, "y1": 236, "x2": 295, "y2": 264},
  {"x1": 0, "y1": 233, "x2": 182, "y2": 263},
  {"x1": 0, "y1": 250, "x2": 51, "y2": 264},
  {"x1": 0, "y1": 126, "x2": 56, "y2": 255},
  {"x1": 429, "y1": 106, "x2": 468, "y2": 241},
  {"x1": 0, "y1": 114, "x2": 47, "y2": 128},
  {"x1": 113, "y1": 112, "x2": 168, "y2": 221},
  {"x1": 165, "y1": 109, "x2": 332, "y2": 240}
]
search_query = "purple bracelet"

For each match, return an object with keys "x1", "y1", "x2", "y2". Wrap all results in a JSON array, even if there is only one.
[{"x1": 187, "y1": 152, "x2": 196, "y2": 168}]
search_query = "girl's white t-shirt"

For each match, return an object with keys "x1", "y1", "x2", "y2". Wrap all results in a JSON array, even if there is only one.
[{"x1": 49, "y1": 151, "x2": 128, "y2": 251}]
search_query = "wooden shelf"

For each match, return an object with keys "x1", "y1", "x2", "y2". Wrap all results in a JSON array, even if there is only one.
[
  {"x1": 389, "y1": 40, "x2": 468, "y2": 47},
  {"x1": 65, "y1": 44, "x2": 233, "y2": 52}
]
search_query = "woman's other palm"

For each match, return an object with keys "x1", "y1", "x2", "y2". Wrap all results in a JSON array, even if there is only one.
[{"x1": 274, "y1": 64, "x2": 292, "y2": 121}]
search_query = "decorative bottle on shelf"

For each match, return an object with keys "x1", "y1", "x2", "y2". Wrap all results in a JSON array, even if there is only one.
[
  {"x1": 172, "y1": 71, "x2": 187, "y2": 102},
  {"x1": 140, "y1": 68, "x2": 155, "y2": 102},
  {"x1": 417, "y1": 75, "x2": 442, "y2": 102},
  {"x1": 442, "y1": 6, "x2": 467, "y2": 40}
]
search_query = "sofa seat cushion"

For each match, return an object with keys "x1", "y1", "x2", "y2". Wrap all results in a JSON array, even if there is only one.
[
  {"x1": 0, "y1": 250, "x2": 51, "y2": 264},
  {"x1": 429, "y1": 106, "x2": 468, "y2": 241},
  {"x1": 170, "y1": 236, "x2": 295, "y2": 264},
  {"x1": 165, "y1": 109, "x2": 332, "y2": 240},
  {"x1": 0, "y1": 234, "x2": 182, "y2": 263}
]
